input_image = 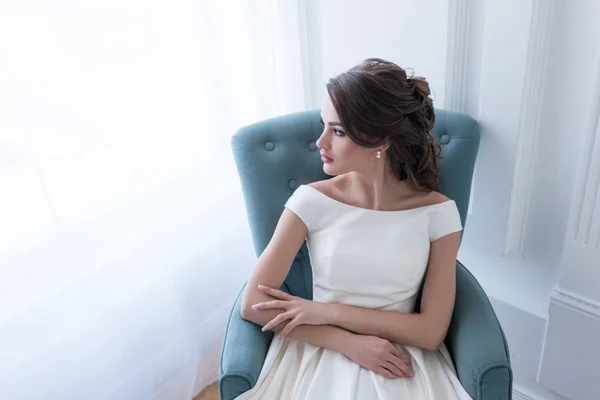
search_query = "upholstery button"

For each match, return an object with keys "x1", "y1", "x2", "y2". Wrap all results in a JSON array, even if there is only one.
[
  {"x1": 265, "y1": 141, "x2": 275, "y2": 151},
  {"x1": 288, "y1": 179, "x2": 298, "y2": 190},
  {"x1": 440, "y1": 134, "x2": 451, "y2": 145},
  {"x1": 295, "y1": 252, "x2": 303, "y2": 260},
  {"x1": 308, "y1": 141, "x2": 318, "y2": 151}
]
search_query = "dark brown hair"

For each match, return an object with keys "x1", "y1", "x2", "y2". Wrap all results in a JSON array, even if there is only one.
[{"x1": 326, "y1": 58, "x2": 441, "y2": 192}]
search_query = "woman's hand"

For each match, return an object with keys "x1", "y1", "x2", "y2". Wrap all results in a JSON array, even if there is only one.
[
  {"x1": 253, "y1": 285, "x2": 335, "y2": 337},
  {"x1": 343, "y1": 334, "x2": 414, "y2": 379}
]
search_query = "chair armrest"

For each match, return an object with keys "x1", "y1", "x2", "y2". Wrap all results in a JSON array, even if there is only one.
[
  {"x1": 445, "y1": 261, "x2": 513, "y2": 399},
  {"x1": 219, "y1": 283, "x2": 278, "y2": 400}
]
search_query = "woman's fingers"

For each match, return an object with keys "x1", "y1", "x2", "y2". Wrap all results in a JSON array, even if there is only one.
[
  {"x1": 262, "y1": 312, "x2": 291, "y2": 332},
  {"x1": 391, "y1": 346, "x2": 411, "y2": 365},
  {"x1": 277, "y1": 319, "x2": 299, "y2": 338},
  {"x1": 376, "y1": 367, "x2": 398, "y2": 380},
  {"x1": 252, "y1": 300, "x2": 288, "y2": 310},
  {"x1": 258, "y1": 285, "x2": 294, "y2": 300},
  {"x1": 386, "y1": 356, "x2": 411, "y2": 378},
  {"x1": 384, "y1": 360, "x2": 406, "y2": 378},
  {"x1": 388, "y1": 348, "x2": 413, "y2": 377}
]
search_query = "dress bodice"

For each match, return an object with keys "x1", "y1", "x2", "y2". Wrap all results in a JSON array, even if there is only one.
[{"x1": 285, "y1": 185, "x2": 463, "y2": 313}]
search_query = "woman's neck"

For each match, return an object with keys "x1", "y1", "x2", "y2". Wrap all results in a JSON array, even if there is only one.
[{"x1": 348, "y1": 163, "x2": 413, "y2": 210}]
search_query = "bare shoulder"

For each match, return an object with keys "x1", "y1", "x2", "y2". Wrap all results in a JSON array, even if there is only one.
[
  {"x1": 424, "y1": 191, "x2": 452, "y2": 206},
  {"x1": 395, "y1": 188, "x2": 451, "y2": 210},
  {"x1": 307, "y1": 175, "x2": 347, "y2": 197}
]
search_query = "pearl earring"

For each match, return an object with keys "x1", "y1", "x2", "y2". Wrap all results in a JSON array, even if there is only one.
[{"x1": 376, "y1": 150, "x2": 382, "y2": 159}]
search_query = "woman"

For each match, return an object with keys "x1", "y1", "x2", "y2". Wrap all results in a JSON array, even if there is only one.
[{"x1": 236, "y1": 58, "x2": 471, "y2": 399}]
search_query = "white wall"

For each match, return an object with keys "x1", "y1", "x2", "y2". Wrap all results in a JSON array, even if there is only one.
[
  {"x1": 445, "y1": 0, "x2": 600, "y2": 399},
  {"x1": 526, "y1": 0, "x2": 600, "y2": 268},
  {"x1": 304, "y1": 0, "x2": 450, "y2": 109},
  {"x1": 534, "y1": 1, "x2": 600, "y2": 398}
]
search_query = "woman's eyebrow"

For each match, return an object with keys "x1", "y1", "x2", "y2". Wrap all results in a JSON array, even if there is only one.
[{"x1": 319, "y1": 116, "x2": 343, "y2": 127}]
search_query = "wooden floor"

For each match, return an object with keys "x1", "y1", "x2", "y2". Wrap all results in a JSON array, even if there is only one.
[{"x1": 194, "y1": 381, "x2": 218, "y2": 400}]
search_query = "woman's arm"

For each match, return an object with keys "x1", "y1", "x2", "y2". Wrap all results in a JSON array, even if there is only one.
[
  {"x1": 239, "y1": 208, "x2": 306, "y2": 323},
  {"x1": 329, "y1": 232, "x2": 461, "y2": 351},
  {"x1": 239, "y1": 209, "x2": 355, "y2": 354},
  {"x1": 256, "y1": 231, "x2": 461, "y2": 351}
]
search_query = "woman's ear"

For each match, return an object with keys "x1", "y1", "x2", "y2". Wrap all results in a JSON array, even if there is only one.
[{"x1": 380, "y1": 139, "x2": 391, "y2": 153}]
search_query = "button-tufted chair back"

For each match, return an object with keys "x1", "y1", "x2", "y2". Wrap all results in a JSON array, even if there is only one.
[{"x1": 231, "y1": 108, "x2": 479, "y2": 301}]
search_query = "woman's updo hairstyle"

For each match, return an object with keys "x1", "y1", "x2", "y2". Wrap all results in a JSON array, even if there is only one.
[{"x1": 326, "y1": 58, "x2": 441, "y2": 192}]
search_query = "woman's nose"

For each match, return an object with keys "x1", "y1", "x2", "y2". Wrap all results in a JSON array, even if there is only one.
[{"x1": 316, "y1": 130, "x2": 329, "y2": 150}]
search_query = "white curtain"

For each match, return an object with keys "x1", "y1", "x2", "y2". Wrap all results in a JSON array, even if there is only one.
[{"x1": 0, "y1": 1, "x2": 309, "y2": 398}]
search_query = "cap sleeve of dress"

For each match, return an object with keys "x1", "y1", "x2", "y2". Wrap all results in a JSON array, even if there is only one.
[
  {"x1": 428, "y1": 200, "x2": 463, "y2": 242},
  {"x1": 284, "y1": 185, "x2": 320, "y2": 232}
]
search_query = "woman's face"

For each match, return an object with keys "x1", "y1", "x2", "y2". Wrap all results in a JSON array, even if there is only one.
[{"x1": 316, "y1": 94, "x2": 380, "y2": 176}]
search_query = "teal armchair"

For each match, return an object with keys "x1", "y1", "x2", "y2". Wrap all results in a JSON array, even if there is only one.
[{"x1": 219, "y1": 109, "x2": 512, "y2": 399}]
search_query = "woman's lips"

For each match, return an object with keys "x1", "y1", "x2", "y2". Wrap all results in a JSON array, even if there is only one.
[{"x1": 321, "y1": 154, "x2": 334, "y2": 163}]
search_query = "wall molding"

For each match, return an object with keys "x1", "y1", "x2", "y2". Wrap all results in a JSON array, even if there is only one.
[
  {"x1": 569, "y1": 47, "x2": 600, "y2": 248},
  {"x1": 550, "y1": 286, "x2": 600, "y2": 319},
  {"x1": 571, "y1": 115, "x2": 600, "y2": 248},
  {"x1": 444, "y1": 0, "x2": 471, "y2": 112},
  {"x1": 513, "y1": 384, "x2": 556, "y2": 400},
  {"x1": 513, "y1": 387, "x2": 536, "y2": 400},
  {"x1": 505, "y1": 0, "x2": 555, "y2": 257},
  {"x1": 513, "y1": 388, "x2": 536, "y2": 400},
  {"x1": 540, "y1": 285, "x2": 600, "y2": 397}
]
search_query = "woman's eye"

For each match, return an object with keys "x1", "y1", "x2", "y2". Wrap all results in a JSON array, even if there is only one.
[{"x1": 334, "y1": 129, "x2": 345, "y2": 136}]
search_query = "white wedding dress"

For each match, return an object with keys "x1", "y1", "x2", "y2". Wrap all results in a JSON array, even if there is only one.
[{"x1": 235, "y1": 185, "x2": 472, "y2": 399}]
